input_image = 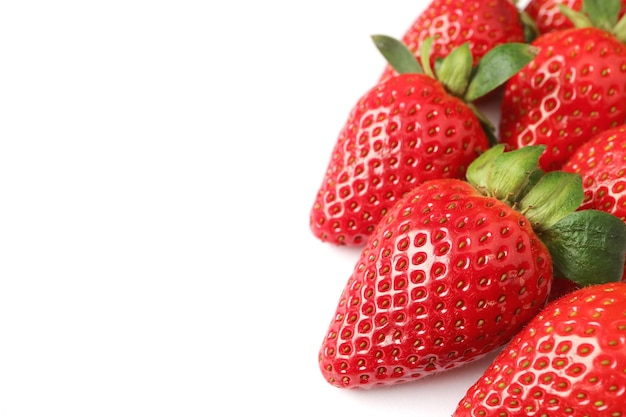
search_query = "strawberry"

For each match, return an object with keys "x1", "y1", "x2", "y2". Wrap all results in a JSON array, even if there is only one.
[
  {"x1": 499, "y1": 0, "x2": 626, "y2": 171},
  {"x1": 318, "y1": 145, "x2": 626, "y2": 388},
  {"x1": 524, "y1": 0, "x2": 626, "y2": 35},
  {"x1": 379, "y1": 0, "x2": 526, "y2": 82},
  {"x1": 560, "y1": 124, "x2": 626, "y2": 290},
  {"x1": 563, "y1": 124, "x2": 626, "y2": 221},
  {"x1": 454, "y1": 282, "x2": 626, "y2": 417},
  {"x1": 311, "y1": 36, "x2": 535, "y2": 246}
]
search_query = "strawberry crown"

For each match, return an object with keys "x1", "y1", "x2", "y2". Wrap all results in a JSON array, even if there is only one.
[
  {"x1": 371, "y1": 34, "x2": 536, "y2": 102},
  {"x1": 560, "y1": 0, "x2": 626, "y2": 42},
  {"x1": 467, "y1": 145, "x2": 626, "y2": 287},
  {"x1": 371, "y1": 35, "x2": 537, "y2": 144}
]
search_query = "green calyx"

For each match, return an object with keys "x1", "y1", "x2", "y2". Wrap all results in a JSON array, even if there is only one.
[
  {"x1": 466, "y1": 145, "x2": 626, "y2": 287},
  {"x1": 560, "y1": 0, "x2": 626, "y2": 42},
  {"x1": 370, "y1": 34, "x2": 537, "y2": 102}
]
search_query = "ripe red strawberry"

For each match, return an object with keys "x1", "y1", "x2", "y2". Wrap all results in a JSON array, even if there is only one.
[
  {"x1": 379, "y1": 0, "x2": 525, "y2": 81},
  {"x1": 563, "y1": 124, "x2": 626, "y2": 221},
  {"x1": 454, "y1": 282, "x2": 626, "y2": 417},
  {"x1": 318, "y1": 145, "x2": 626, "y2": 388},
  {"x1": 311, "y1": 37, "x2": 535, "y2": 246},
  {"x1": 525, "y1": 0, "x2": 626, "y2": 35},
  {"x1": 499, "y1": 0, "x2": 626, "y2": 171},
  {"x1": 560, "y1": 124, "x2": 626, "y2": 291}
]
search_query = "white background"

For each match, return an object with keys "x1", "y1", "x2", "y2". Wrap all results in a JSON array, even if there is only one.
[{"x1": 0, "y1": 1, "x2": 530, "y2": 416}]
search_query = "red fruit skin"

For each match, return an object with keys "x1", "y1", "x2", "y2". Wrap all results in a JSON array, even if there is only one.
[
  {"x1": 525, "y1": 0, "x2": 626, "y2": 35},
  {"x1": 318, "y1": 179, "x2": 552, "y2": 388},
  {"x1": 562, "y1": 125, "x2": 626, "y2": 221},
  {"x1": 499, "y1": 27, "x2": 626, "y2": 171},
  {"x1": 310, "y1": 74, "x2": 489, "y2": 246},
  {"x1": 454, "y1": 282, "x2": 626, "y2": 417},
  {"x1": 546, "y1": 276, "x2": 581, "y2": 303},
  {"x1": 379, "y1": 0, "x2": 525, "y2": 81}
]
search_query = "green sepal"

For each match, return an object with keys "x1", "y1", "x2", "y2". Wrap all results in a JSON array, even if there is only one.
[
  {"x1": 581, "y1": 0, "x2": 620, "y2": 31},
  {"x1": 371, "y1": 34, "x2": 423, "y2": 75},
  {"x1": 464, "y1": 43, "x2": 537, "y2": 102},
  {"x1": 519, "y1": 172, "x2": 584, "y2": 232},
  {"x1": 517, "y1": 168, "x2": 545, "y2": 200},
  {"x1": 487, "y1": 145, "x2": 545, "y2": 204},
  {"x1": 437, "y1": 42, "x2": 473, "y2": 97},
  {"x1": 466, "y1": 145, "x2": 545, "y2": 204},
  {"x1": 466, "y1": 144, "x2": 505, "y2": 191},
  {"x1": 559, "y1": 4, "x2": 594, "y2": 28},
  {"x1": 613, "y1": 13, "x2": 626, "y2": 42},
  {"x1": 540, "y1": 210, "x2": 626, "y2": 286},
  {"x1": 420, "y1": 37, "x2": 436, "y2": 78}
]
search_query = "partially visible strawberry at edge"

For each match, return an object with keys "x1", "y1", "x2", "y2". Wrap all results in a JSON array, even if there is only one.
[
  {"x1": 525, "y1": 0, "x2": 626, "y2": 35},
  {"x1": 454, "y1": 282, "x2": 626, "y2": 417},
  {"x1": 379, "y1": 0, "x2": 525, "y2": 82},
  {"x1": 499, "y1": 10, "x2": 626, "y2": 171}
]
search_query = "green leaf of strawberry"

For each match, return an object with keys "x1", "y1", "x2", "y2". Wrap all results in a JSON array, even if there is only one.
[
  {"x1": 436, "y1": 42, "x2": 473, "y2": 97},
  {"x1": 580, "y1": 0, "x2": 621, "y2": 30},
  {"x1": 375, "y1": 35, "x2": 537, "y2": 103},
  {"x1": 464, "y1": 43, "x2": 540, "y2": 102},
  {"x1": 371, "y1": 34, "x2": 423, "y2": 75},
  {"x1": 541, "y1": 210, "x2": 626, "y2": 285}
]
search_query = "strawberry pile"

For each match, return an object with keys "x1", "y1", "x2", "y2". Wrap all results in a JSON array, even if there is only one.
[{"x1": 310, "y1": 0, "x2": 626, "y2": 415}]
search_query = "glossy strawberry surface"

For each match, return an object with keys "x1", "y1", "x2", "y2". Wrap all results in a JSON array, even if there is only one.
[
  {"x1": 499, "y1": 27, "x2": 626, "y2": 171},
  {"x1": 454, "y1": 282, "x2": 626, "y2": 417},
  {"x1": 319, "y1": 179, "x2": 552, "y2": 388},
  {"x1": 310, "y1": 74, "x2": 489, "y2": 246},
  {"x1": 525, "y1": 0, "x2": 626, "y2": 35},
  {"x1": 379, "y1": 0, "x2": 524, "y2": 81},
  {"x1": 562, "y1": 125, "x2": 626, "y2": 221}
]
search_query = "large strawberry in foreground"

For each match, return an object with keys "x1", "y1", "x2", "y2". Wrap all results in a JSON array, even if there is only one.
[
  {"x1": 454, "y1": 282, "x2": 626, "y2": 417},
  {"x1": 318, "y1": 145, "x2": 626, "y2": 388},
  {"x1": 311, "y1": 37, "x2": 535, "y2": 246},
  {"x1": 379, "y1": 0, "x2": 526, "y2": 81},
  {"x1": 499, "y1": 0, "x2": 626, "y2": 171}
]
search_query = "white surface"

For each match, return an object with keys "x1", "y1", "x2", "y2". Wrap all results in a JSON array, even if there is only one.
[{"x1": 1, "y1": 1, "x2": 530, "y2": 416}]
